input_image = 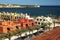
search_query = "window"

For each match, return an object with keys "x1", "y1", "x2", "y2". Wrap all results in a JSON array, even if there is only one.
[
  {"x1": 38, "y1": 22, "x2": 40, "y2": 24},
  {"x1": 37, "y1": 19, "x2": 39, "y2": 21},
  {"x1": 17, "y1": 17, "x2": 18, "y2": 19},
  {"x1": 7, "y1": 28, "x2": 10, "y2": 30},
  {"x1": 43, "y1": 19, "x2": 45, "y2": 21},
  {"x1": 15, "y1": 17, "x2": 16, "y2": 19},
  {"x1": 26, "y1": 24, "x2": 28, "y2": 26},
  {"x1": 41, "y1": 23, "x2": 43, "y2": 25},
  {"x1": 32, "y1": 23, "x2": 34, "y2": 25},
  {"x1": 40, "y1": 19, "x2": 42, "y2": 21},
  {"x1": 35, "y1": 22, "x2": 37, "y2": 24},
  {"x1": 16, "y1": 26, "x2": 19, "y2": 29}
]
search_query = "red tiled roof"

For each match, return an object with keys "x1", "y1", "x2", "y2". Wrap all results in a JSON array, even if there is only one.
[{"x1": 31, "y1": 27, "x2": 60, "y2": 40}]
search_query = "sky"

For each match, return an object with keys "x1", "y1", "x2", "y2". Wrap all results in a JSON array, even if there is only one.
[{"x1": 0, "y1": 0, "x2": 60, "y2": 5}]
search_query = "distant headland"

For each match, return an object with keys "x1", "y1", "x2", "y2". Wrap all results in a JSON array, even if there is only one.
[{"x1": 0, "y1": 4, "x2": 40, "y2": 8}]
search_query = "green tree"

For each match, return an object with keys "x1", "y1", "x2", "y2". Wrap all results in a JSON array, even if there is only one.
[
  {"x1": 0, "y1": 34, "x2": 4, "y2": 40},
  {"x1": 46, "y1": 14, "x2": 56, "y2": 19},
  {"x1": 53, "y1": 19, "x2": 56, "y2": 28},
  {"x1": 6, "y1": 32, "x2": 14, "y2": 40},
  {"x1": 15, "y1": 28, "x2": 28, "y2": 40},
  {"x1": 28, "y1": 26, "x2": 36, "y2": 37},
  {"x1": 35, "y1": 26, "x2": 40, "y2": 33},
  {"x1": 41, "y1": 23, "x2": 47, "y2": 30},
  {"x1": 28, "y1": 27, "x2": 35, "y2": 33},
  {"x1": 16, "y1": 29, "x2": 22, "y2": 40},
  {"x1": 47, "y1": 22, "x2": 51, "y2": 31}
]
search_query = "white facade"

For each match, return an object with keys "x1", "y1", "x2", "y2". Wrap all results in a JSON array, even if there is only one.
[
  {"x1": 45, "y1": 17, "x2": 53, "y2": 23},
  {"x1": 35, "y1": 16, "x2": 53, "y2": 26},
  {"x1": 25, "y1": 13, "x2": 34, "y2": 20}
]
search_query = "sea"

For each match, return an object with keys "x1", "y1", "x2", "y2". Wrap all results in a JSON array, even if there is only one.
[{"x1": 0, "y1": 6, "x2": 60, "y2": 17}]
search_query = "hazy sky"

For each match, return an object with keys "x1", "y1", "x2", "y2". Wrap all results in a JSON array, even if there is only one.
[{"x1": 0, "y1": 0, "x2": 60, "y2": 5}]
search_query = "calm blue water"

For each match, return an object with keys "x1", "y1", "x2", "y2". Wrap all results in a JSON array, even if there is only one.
[{"x1": 0, "y1": 6, "x2": 60, "y2": 17}]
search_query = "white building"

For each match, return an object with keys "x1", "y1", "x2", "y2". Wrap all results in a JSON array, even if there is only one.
[
  {"x1": 35, "y1": 16, "x2": 53, "y2": 26},
  {"x1": 25, "y1": 13, "x2": 34, "y2": 20}
]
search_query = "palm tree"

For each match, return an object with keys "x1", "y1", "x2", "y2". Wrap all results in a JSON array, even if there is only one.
[
  {"x1": 8, "y1": 32, "x2": 11, "y2": 40},
  {"x1": 21, "y1": 28, "x2": 29, "y2": 36},
  {"x1": 47, "y1": 22, "x2": 51, "y2": 31},
  {"x1": 41, "y1": 23, "x2": 47, "y2": 30},
  {"x1": 28, "y1": 27, "x2": 35, "y2": 37},
  {"x1": 6, "y1": 32, "x2": 14, "y2": 40},
  {"x1": 53, "y1": 19, "x2": 56, "y2": 28},
  {"x1": 34, "y1": 26, "x2": 40, "y2": 34},
  {"x1": 0, "y1": 34, "x2": 4, "y2": 40},
  {"x1": 15, "y1": 28, "x2": 28, "y2": 40},
  {"x1": 16, "y1": 29, "x2": 22, "y2": 40}
]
